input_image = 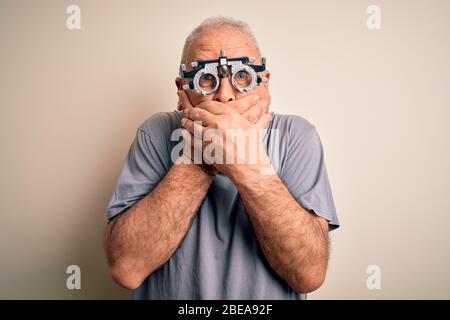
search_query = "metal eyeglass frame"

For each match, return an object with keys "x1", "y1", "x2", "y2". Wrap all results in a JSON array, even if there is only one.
[{"x1": 179, "y1": 49, "x2": 268, "y2": 96}]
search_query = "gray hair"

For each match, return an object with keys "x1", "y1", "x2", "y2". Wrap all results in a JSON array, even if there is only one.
[{"x1": 180, "y1": 16, "x2": 261, "y2": 64}]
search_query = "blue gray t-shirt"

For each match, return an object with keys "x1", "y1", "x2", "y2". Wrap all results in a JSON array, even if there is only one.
[{"x1": 107, "y1": 111, "x2": 340, "y2": 300}]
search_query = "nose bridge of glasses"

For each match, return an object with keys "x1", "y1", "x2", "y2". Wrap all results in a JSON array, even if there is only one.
[
  {"x1": 217, "y1": 65, "x2": 231, "y2": 78},
  {"x1": 218, "y1": 72, "x2": 234, "y2": 91},
  {"x1": 219, "y1": 66, "x2": 247, "y2": 92}
]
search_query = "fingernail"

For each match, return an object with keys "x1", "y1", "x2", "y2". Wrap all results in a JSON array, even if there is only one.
[
  {"x1": 181, "y1": 118, "x2": 187, "y2": 125},
  {"x1": 253, "y1": 96, "x2": 260, "y2": 102},
  {"x1": 262, "y1": 101, "x2": 268, "y2": 108}
]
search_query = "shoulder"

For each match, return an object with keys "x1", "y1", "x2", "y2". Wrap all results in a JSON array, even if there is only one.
[
  {"x1": 269, "y1": 113, "x2": 317, "y2": 142},
  {"x1": 267, "y1": 113, "x2": 325, "y2": 163},
  {"x1": 138, "y1": 111, "x2": 182, "y2": 139},
  {"x1": 132, "y1": 111, "x2": 183, "y2": 155}
]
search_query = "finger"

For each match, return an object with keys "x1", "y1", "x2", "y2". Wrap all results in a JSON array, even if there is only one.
[
  {"x1": 182, "y1": 104, "x2": 194, "y2": 119},
  {"x1": 181, "y1": 117, "x2": 207, "y2": 135},
  {"x1": 180, "y1": 94, "x2": 196, "y2": 119},
  {"x1": 196, "y1": 101, "x2": 225, "y2": 115},
  {"x1": 254, "y1": 113, "x2": 272, "y2": 130},
  {"x1": 229, "y1": 94, "x2": 260, "y2": 114},
  {"x1": 243, "y1": 100, "x2": 268, "y2": 124},
  {"x1": 187, "y1": 107, "x2": 216, "y2": 126},
  {"x1": 177, "y1": 90, "x2": 194, "y2": 110},
  {"x1": 180, "y1": 130, "x2": 204, "y2": 164}
]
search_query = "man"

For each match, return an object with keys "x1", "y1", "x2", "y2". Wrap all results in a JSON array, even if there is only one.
[{"x1": 104, "y1": 16, "x2": 340, "y2": 300}]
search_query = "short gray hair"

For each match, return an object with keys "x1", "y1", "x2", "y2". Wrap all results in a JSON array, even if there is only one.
[{"x1": 180, "y1": 16, "x2": 261, "y2": 64}]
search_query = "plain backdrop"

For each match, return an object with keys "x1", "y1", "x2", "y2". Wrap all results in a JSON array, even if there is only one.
[{"x1": 0, "y1": 0, "x2": 449, "y2": 299}]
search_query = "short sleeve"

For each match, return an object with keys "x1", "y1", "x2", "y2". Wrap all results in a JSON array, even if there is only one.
[
  {"x1": 280, "y1": 124, "x2": 340, "y2": 230},
  {"x1": 106, "y1": 127, "x2": 170, "y2": 221}
]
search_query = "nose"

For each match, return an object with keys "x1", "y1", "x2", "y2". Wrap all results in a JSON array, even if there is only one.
[{"x1": 214, "y1": 67, "x2": 235, "y2": 103}]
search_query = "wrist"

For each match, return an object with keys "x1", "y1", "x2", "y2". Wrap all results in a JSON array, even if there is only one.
[
  {"x1": 179, "y1": 151, "x2": 217, "y2": 177},
  {"x1": 225, "y1": 163, "x2": 276, "y2": 186}
]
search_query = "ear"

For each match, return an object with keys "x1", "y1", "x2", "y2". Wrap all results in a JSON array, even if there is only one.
[
  {"x1": 262, "y1": 70, "x2": 270, "y2": 82},
  {"x1": 260, "y1": 70, "x2": 271, "y2": 91},
  {"x1": 175, "y1": 77, "x2": 183, "y2": 90},
  {"x1": 175, "y1": 77, "x2": 183, "y2": 110}
]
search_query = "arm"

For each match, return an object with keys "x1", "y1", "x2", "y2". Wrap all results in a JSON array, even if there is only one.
[
  {"x1": 106, "y1": 88, "x2": 268, "y2": 290},
  {"x1": 180, "y1": 95, "x2": 330, "y2": 293},
  {"x1": 228, "y1": 165, "x2": 329, "y2": 294},
  {"x1": 104, "y1": 159, "x2": 213, "y2": 290}
]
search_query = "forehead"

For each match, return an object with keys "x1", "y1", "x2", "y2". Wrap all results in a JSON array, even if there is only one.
[{"x1": 188, "y1": 27, "x2": 259, "y2": 62}]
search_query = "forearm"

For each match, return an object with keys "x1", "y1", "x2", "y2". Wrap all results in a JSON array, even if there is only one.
[
  {"x1": 105, "y1": 159, "x2": 213, "y2": 289},
  {"x1": 228, "y1": 165, "x2": 329, "y2": 293}
]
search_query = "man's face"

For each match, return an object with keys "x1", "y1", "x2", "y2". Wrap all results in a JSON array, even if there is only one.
[{"x1": 176, "y1": 26, "x2": 271, "y2": 107}]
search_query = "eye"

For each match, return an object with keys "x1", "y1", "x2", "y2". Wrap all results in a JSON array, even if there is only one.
[
  {"x1": 202, "y1": 74, "x2": 212, "y2": 81},
  {"x1": 198, "y1": 73, "x2": 217, "y2": 92},
  {"x1": 237, "y1": 71, "x2": 247, "y2": 80}
]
